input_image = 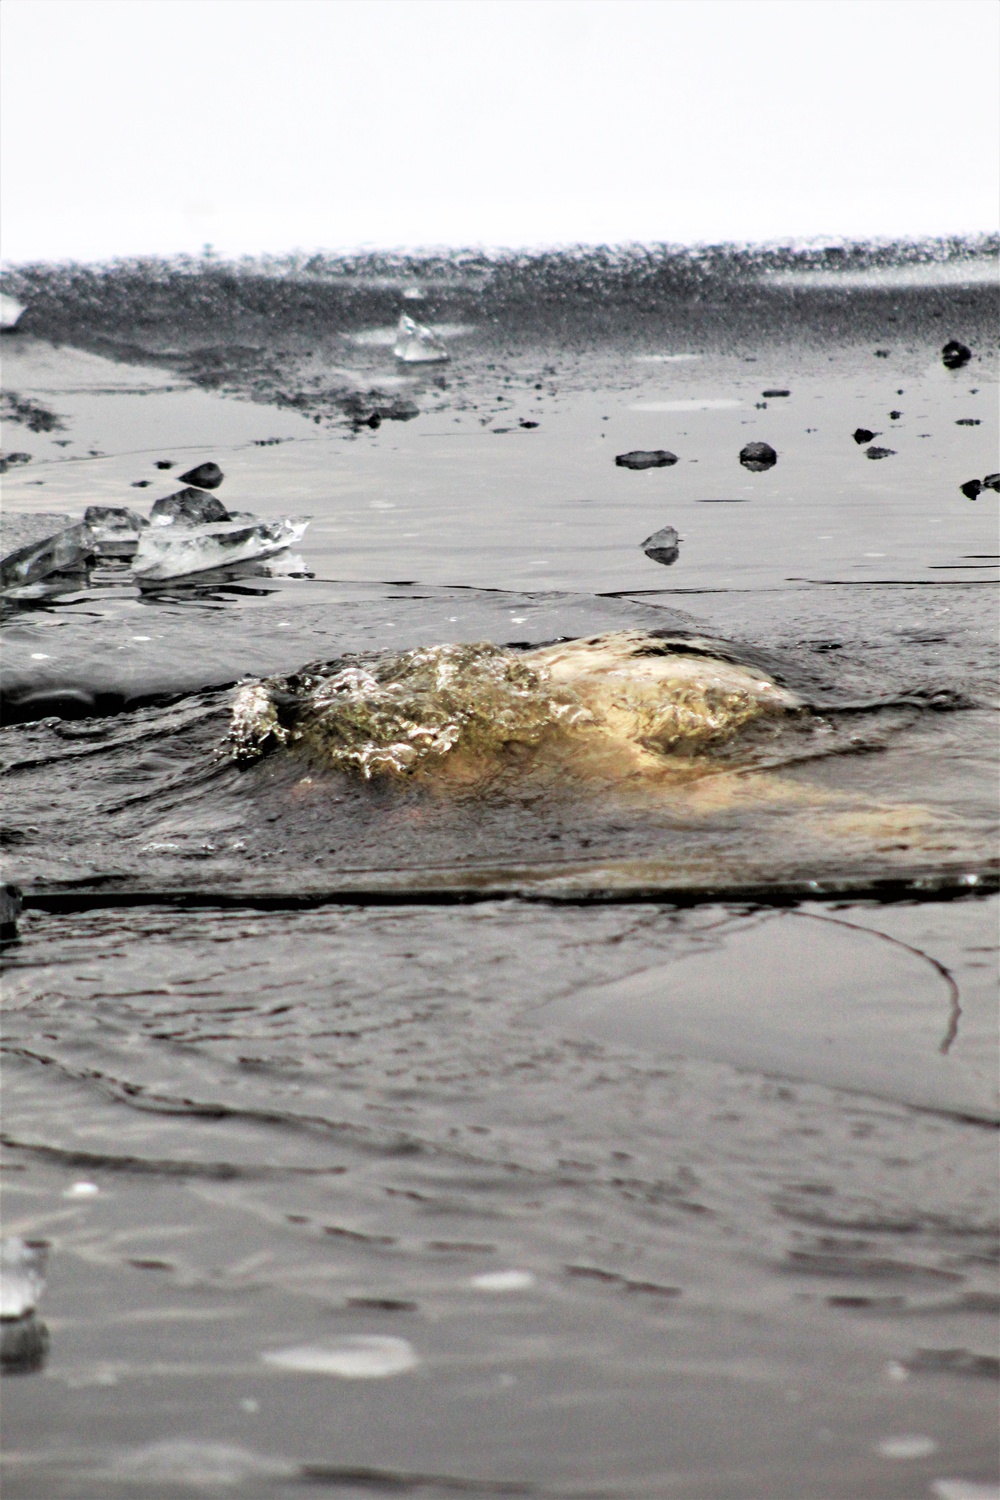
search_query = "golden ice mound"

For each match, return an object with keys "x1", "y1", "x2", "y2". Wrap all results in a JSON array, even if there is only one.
[{"x1": 229, "y1": 632, "x2": 802, "y2": 781}]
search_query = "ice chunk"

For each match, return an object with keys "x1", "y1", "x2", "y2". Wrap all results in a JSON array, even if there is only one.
[
  {"x1": 0, "y1": 1238, "x2": 48, "y2": 1319},
  {"x1": 393, "y1": 313, "x2": 449, "y2": 364},
  {"x1": 0, "y1": 293, "x2": 26, "y2": 330},
  {"x1": 133, "y1": 517, "x2": 309, "y2": 583},
  {"x1": 83, "y1": 505, "x2": 147, "y2": 558},
  {"x1": 641, "y1": 525, "x2": 681, "y2": 566},
  {"x1": 1, "y1": 523, "x2": 95, "y2": 591},
  {"x1": 150, "y1": 487, "x2": 231, "y2": 527}
]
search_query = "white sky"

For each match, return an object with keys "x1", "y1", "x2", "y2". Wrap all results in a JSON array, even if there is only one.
[{"x1": 2, "y1": 0, "x2": 998, "y2": 263}]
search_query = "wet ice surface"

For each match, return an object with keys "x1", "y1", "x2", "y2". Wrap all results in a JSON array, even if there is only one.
[{"x1": 1, "y1": 254, "x2": 998, "y2": 1497}]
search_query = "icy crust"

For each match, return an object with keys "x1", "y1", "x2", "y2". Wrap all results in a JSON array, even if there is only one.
[{"x1": 229, "y1": 631, "x2": 801, "y2": 779}]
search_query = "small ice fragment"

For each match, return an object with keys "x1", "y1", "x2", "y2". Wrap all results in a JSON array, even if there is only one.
[
  {"x1": 30, "y1": 653, "x2": 51, "y2": 660},
  {"x1": 641, "y1": 525, "x2": 681, "y2": 567},
  {"x1": 932, "y1": 1482, "x2": 1000, "y2": 1500},
  {"x1": 393, "y1": 314, "x2": 449, "y2": 364},
  {"x1": 262, "y1": 1335, "x2": 417, "y2": 1378},
  {"x1": 131, "y1": 636, "x2": 152, "y2": 643},
  {"x1": 0, "y1": 1238, "x2": 48, "y2": 1319},
  {"x1": 0, "y1": 293, "x2": 26, "y2": 330},
  {"x1": 471, "y1": 1270, "x2": 536, "y2": 1292},
  {"x1": 884, "y1": 1360, "x2": 909, "y2": 1382},
  {"x1": 133, "y1": 518, "x2": 308, "y2": 583},
  {"x1": 64, "y1": 1181, "x2": 99, "y2": 1198},
  {"x1": 877, "y1": 1435, "x2": 938, "y2": 1459}
]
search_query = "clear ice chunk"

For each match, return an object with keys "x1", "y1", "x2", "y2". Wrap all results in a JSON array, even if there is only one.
[
  {"x1": 0, "y1": 293, "x2": 26, "y2": 330},
  {"x1": 0, "y1": 1238, "x2": 48, "y2": 1319},
  {"x1": 132, "y1": 517, "x2": 309, "y2": 583},
  {"x1": 1, "y1": 523, "x2": 95, "y2": 591},
  {"x1": 83, "y1": 505, "x2": 147, "y2": 558},
  {"x1": 392, "y1": 314, "x2": 449, "y2": 364}
]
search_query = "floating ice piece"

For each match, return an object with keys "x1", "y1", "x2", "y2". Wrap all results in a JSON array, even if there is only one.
[
  {"x1": 1, "y1": 523, "x2": 94, "y2": 591},
  {"x1": 0, "y1": 293, "x2": 26, "y2": 330},
  {"x1": 150, "y1": 487, "x2": 231, "y2": 527},
  {"x1": 393, "y1": 313, "x2": 449, "y2": 364},
  {"x1": 471, "y1": 1270, "x2": 536, "y2": 1292},
  {"x1": 641, "y1": 525, "x2": 680, "y2": 566},
  {"x1": 262, "y1": 1335, "x2": 417, "y2": 1378},
  {"x1": 133, "y1": 517, "x2": 308, "y2": 584},
  {"x1": 0, "y1": 1238, "x2": 48, "y2": 1319},
  {"x1": 64, "y1": 1181, "x2": 100, "y2": 1198},
  {"x1": 877, "y1": 1435, "x2": 938, "y2": 1459},
  {"x1": 932, "y1": 1482, "x2": 1000, "y2": 1500}
]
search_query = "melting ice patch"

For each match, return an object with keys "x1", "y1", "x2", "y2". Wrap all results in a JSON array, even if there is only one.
[{"x1": 262, "y1": 1335, "x2": 418, "y2": 1378}]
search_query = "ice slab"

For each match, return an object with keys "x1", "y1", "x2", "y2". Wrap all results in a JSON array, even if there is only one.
[
  {"x1": 1, "y1": 523, "x2": 94, "y2": 591},
  {"x1": 133, "y1": 517, "x2": 308, "y2": 584},
  {"x1": 393, "y1": 313, "x2": 449, "y2": 364}
]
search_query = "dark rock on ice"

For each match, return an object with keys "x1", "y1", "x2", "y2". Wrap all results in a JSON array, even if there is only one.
[
  {"x1": 739, "y1": 442, "x2": 777, "y2": 472},
  {"x1": 641, "y1": 525, "x2": 681, "y2": 566},
  {"x1": 865, "y1": 446, "x2": 896, "y2": 460},
  {"x1": 131, "y1": 479, "x2": 151, "y2": 487},
  {"x1": 178, "y1": 461, "x2": 224, "y2": 490},
  {"x1": 0, "y1": 392, "x2": 65, "y2": 433},
  {"x1": 0, "y1": 452, "x2": 32, "y2": 474},
  {"x1": 0, "y1": 882, "x2": 21, "y2": 939},
  {"x1": 941, "y1": 339, "x2": 972, "y2": 370},
  {"x1": 873, "y1": 349, "x2": 890, "y2": 357},
  {"x1": 955, "y1": 418, "x2": 981, "y2": 426},
  {"x1": 616, "y1": 450, "x2": 679, "y2": 470},
  {"x1": 150, "y1": 487, "x2": 231, "y2": 526},
  {"x1": 155, "y1": 459, "x2": 175, "y2": 469},
  {"x1": 0, "y1": 1313, "x2": 49, "y2": 1373},
  {"x1": 983, "y1": 473, "x2": 1000, "y2": 492},
  {"x1": 960, "y1": 480, "x2": 983, "y2": 501},
  {"x1": 761, "y1": 389, "x2": 790, "y2": 398},
  {"x1": 1, "y1": 523, "x2": 95, "y2": 591},
  {"x1": 889, "y1": 410, "x2": 902, "y2": 420},
  {"x1": 853, "y1": 428, "x2": 877, "y2": 444},
  {"x1": 519, "y1": 420, "x2": 540, "y2": 429},
  {"x1": 697, "y1": 497, "x2": 749, "y2": 503}
]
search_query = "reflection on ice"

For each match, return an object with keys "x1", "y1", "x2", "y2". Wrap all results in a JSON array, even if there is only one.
[{"x1": 262, "y1": 1335, "x2": 417, "y2": 1377}]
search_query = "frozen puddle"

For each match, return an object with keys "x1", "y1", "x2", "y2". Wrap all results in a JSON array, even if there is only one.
[
  {"x1": 533, "y1": 911, "x2": 999, "y2": 1122},
  {"x1": 262, "y1": 1335, "x2": 418, "y2": 1378}
]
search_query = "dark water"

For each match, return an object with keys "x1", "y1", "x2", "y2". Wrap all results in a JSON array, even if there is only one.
[{"x1": 1, "y1": 244, "x2": 998, "y2": 1498}]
